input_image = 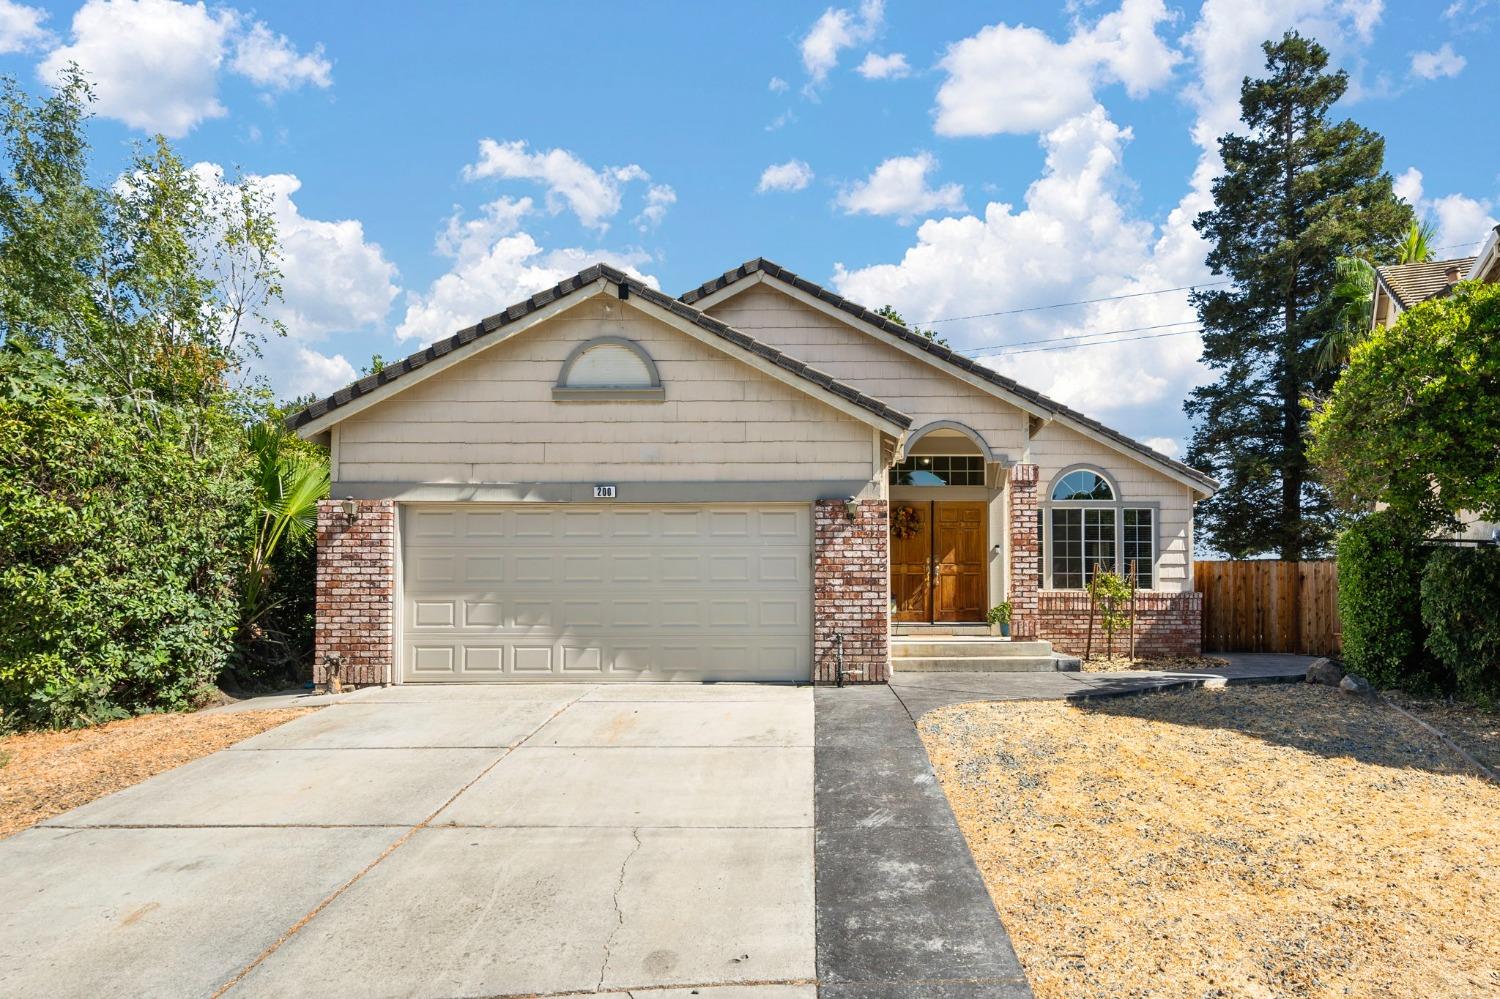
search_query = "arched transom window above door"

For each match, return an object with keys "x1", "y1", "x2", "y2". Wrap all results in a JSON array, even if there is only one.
[
  {"x1": 552, "y1": 336, "x2": 665, "y2": 401},
  {"x1": 1043, "y1": 465, "x2": 1156, "y2": 590}
]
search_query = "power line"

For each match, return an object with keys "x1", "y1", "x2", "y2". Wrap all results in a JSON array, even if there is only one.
[
  {"x1": 916, "y1": 281, "x2": 1231, "y2": 325},
  {"x1": 957, "y1": 319, "x2": 1200, "y2": 357},
  {"x1": 978, "y1": 327, "x2": 1203, "y2": 357}
]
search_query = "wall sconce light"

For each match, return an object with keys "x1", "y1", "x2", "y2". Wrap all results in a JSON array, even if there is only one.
[
  {"x1": 844, "y1": 497, "x2": 859, "y2": 520},
  {"x1": 341, "y1": 496, "x2": 359, "y2": 522}
]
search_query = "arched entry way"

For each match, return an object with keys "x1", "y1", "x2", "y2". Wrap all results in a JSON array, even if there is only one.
[{"x1": 890, "y1": 423, "x2": 996, "y2": 623}]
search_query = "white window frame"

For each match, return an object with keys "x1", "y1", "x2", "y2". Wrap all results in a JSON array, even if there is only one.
[{"x1": 1040, "y1": 465, "x2": 1159, "y2": 590}]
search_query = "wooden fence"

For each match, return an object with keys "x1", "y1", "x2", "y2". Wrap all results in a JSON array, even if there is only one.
[{"x1": 1193, "y1": 560, "x2": 1341, "y2": 656}]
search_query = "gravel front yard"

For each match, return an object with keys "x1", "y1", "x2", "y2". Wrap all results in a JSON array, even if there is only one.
[
  {"x1": 0, "y1": 708, "x2": 316, "y2": 839},
  {"x1": 920, "y1": 685, "x2": 1500, "y2": 999}
]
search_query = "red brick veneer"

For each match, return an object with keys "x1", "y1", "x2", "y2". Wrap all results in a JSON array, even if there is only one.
[
  {"x1": 1036, "y1": 590, "x2": 1203, "y2": 657},
  {"x1": 814, "y1": 499, "x2": 890, "y2": 684},
  {"x1": 314, "y1": 498, "x2": 395, "y2": 687},
  {"x1": 1007, "y1": 464, "x2": 1041, "y2": 639}
]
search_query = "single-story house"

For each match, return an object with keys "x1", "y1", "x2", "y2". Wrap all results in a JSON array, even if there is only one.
[{"x1": 288, "y1": 259, "x2": 1216, "y2": 685}]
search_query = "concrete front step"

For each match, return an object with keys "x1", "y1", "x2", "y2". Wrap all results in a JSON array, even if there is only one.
[
  {"x1": 891, "y1": 638, "x2": 1054, "y2": 658},
  {"x1": 893, "y1": 655, "x2": 1074, "y2": 672}
]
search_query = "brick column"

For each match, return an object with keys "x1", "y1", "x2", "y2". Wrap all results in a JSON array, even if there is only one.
[
  {"x1": 314, "y1": 498, "x2": 395, "y2": 687},
  {"x1": 1008, "y1": 464, "x2": 1041, "y2": 639},
  {"x1": 813, "y1": 499, "x2": 890, "y2": 684}
]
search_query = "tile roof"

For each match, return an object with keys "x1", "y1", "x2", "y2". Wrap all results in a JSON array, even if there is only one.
[
  {"x1": 1375, "y1": 256, "x2": 1477, "y2": 309},
  {"x1": 284, "y1": 264, "x2": 912, "y2": 433},
  {"x1": 681, "y1": 258, "x2": 1219, "y2": 492}
]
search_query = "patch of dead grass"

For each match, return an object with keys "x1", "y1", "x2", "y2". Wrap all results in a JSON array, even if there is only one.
[
  {"x1": 0, "y1": 708, "x2": 315, "y2": 839},
  {"x1": 919, "y1": 685, "x2": 1500, "y2": 999},
  {"x1": 1382, "y1": 690, "x2": 1500, "y2": 774}
]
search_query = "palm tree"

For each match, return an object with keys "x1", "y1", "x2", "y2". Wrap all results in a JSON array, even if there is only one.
[
  {"x1": 1317, "y1": 218, "x2": 1437, "y2": 370},
  {"x1": 240, "y1": 421, "x2": 329, "y2": 629}
]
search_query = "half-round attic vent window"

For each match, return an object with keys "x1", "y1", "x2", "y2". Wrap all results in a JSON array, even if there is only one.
[
  {"x1": 552, "y1": 336, "x2": 665, "y2": 401},
  {"x1": 1051, "y1": 468, "x2": 1114, "y2": 501}
]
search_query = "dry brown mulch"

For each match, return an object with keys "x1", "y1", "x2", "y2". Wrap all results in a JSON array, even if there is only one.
[
  {"x1": 1080, "y1": 654, "x2": 1231, "y2": 673},
  {"x1": 0, "y1": 708, "x2": 315, "y2": 839},
  {"x1": 920, "y1": 685, "x2": 1500, "y2": 999}
]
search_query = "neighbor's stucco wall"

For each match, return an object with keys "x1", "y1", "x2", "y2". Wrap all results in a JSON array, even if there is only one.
[
  {"x1": 1030, "y1": 421, "x2": 1196, "y2": 592},
  {"x1": 705, "y1": 283, "x2": 1028, "y2": 456},
  {"x1": 333, "y1": 294, "x2": 878, "y2": 484}
]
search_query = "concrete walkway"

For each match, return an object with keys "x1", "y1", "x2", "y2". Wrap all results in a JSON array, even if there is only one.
[
  {"x1": 888, "y1": 653, "x2": 1313, "y2": 718},
  {"x1": 0, "y1": 684, "x2": 817, "y2": 999},
  {"x1": 814, "y1": 687, "x2": 1032, "y2": 998}
]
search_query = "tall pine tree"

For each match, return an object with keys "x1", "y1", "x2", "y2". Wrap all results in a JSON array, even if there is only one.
[{"x1": 1186, "y1": 33, "x2": 1410, "y2": 559}]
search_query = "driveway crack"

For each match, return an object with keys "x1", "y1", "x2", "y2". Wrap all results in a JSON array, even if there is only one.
[{"x1": 597, "y1": 827, "x2": 643, "y2": 992}]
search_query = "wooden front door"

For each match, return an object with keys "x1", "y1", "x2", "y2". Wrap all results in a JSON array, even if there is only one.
[
  {"x1": 891, "y1": 503, "x2": 932, "y2": 623},
  {"x1": 933, "y1": 502, "x2": 987, "y2": 621},
  {"x1": 890, "y1": 501, "x2": 987, "y2": 623}
]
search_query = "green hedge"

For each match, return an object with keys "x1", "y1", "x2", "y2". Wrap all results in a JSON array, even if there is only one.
[
  {"x1": 1335, "y1": 509, "x2": 1439, "y2": 691},
  {"x1": 0, "y1": 350, "x2": 250, "y2": 729},
  {"x1": 1421, "y1": 547, "x2": 1500, "y2": 709}
]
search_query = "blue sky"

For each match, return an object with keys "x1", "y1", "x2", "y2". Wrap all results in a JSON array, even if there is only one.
[{"x1": 2, "y1": 0, "x2": 1496, "y2": 455}]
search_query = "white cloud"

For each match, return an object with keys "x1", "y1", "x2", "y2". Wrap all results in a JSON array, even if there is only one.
[
  {"x1": 1393, "y1": 165, "x2": 1424, "y2": 205},
  {"x1": 833, "y1": 107, "x2": 1204, "y2": 418},
  {"x1": 0, "y1": 0, "x2": 50, "y2": 53},
  {"x1": 463, "y1": 139, "x2": 663, "y2": 232},
  {"x1": 800, "y1": 0, "x2": 883, "y2": 86},
  {"x1": 36, "y1": 0, "x2": 331, "y2": 137},
  {"x1": 934, "y1": 0, "x2": 1180, "y2": 136},
  {"x1": 285, "y1": 346, "x2": 357, "y2": 399},
  {"x1": 758, "y1": 159, "x2": 815, "y2": 193},
  {"x1": 1142, "y1": 436, "x2": 1180, "y2": 458},
  {"x1": 635, "y1": 184, "x2": 676, "y2": 230},
  {"x1": 1370, "y1": 166, "x2": 1495, "y2": 255},
  {"x1": 836, "y1": 152, "x2": 964, "y2": 223},
  {"x1": 230, "y1": 21, "x2": 332, "y2": 91},
  {"x1": 768, "y1": 76, "x2": 789, "y2": 93},
  {"x1": 857, "y1": 52, "x2": 910, "y2": 79},
  {"x1": 395, "y1": 197, "x2": 659, "y2": 345},
  {"x1": 251, "y1": 172, "x2": 399, "y2": 338},
  {"x1": 1409, "y1": 43, "x2": 1465, "y2": 80}
]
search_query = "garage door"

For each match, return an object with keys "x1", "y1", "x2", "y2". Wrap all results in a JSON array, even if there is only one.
[{"x1": 399, "y1": 504, "x2": 812, "y2": 682}]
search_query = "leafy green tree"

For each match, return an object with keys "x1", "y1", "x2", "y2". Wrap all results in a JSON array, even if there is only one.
[
  {"x1": 1086, "y1": 571, "x2": 1132, "y2": 659},
  {"x1": 0, "y1": 68, "x2": 283, "y2": 420},
  {"x1": 875, "y1": 304, "x2": 948, "y2": 346},
  {"x1": 1309, "y1": 280, "x2": 1500, "y2": 529},
  {"x1": 1185, "y1": 32, "x2": 1411, "y2": 559}
]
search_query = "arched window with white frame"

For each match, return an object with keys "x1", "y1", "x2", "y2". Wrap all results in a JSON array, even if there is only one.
[{"x1": 1043, "y1": 466, "x2": 1156, "y2": 590}]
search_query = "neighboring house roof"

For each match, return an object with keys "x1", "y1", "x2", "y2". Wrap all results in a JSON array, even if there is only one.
[
  {"x1": 285, "y1": 264, "x2": 913, "y2": 435},
  {"x1": 1374, "y1": 256, "x2": 1477, "y2": 309},
  {"x1": 681, "y1": 257, "x2": 1219, "y2": 493}
]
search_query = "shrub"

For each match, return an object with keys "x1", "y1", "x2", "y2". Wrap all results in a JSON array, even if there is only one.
[
  {"x1": 1335, "y1": 509, "x2": 1439, "y2": 691},
  {"x1": 0, "y1": 349, "x2": 250, "y2": 728},
  {"x1": 1421, "y1": 547, "x2": 1500, "y2": 709}
]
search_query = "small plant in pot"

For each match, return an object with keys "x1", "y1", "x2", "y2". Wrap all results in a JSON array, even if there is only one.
[{"x1": 987, "y1": 602, "x2": 1012, "y2": 638}]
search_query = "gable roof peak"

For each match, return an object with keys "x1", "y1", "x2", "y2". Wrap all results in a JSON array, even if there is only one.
[{"x1": 680, "y1": 257, "x2": 1218, "y2": 493}]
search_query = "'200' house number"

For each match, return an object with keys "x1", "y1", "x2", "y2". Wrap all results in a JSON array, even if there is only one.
[{"x1": 593, "y1": 485, "x2": 617, "y2": 499}]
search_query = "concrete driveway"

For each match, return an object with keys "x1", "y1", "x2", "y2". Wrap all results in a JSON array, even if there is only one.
[{"x1": 0, "y1": 684, "x2": 816, "y2": 999}]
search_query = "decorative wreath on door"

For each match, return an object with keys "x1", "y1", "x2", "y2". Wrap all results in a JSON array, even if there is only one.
[{"x1": 890, "y1": 504, "x2": 922, "y2": 540}]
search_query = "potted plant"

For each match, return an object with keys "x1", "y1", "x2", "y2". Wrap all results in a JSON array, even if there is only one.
[{"x1": 986, "y1": 602, "x2": 1012, "y2": 638}]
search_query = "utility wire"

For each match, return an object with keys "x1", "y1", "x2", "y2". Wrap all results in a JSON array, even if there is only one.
[
  {"x1": 916, "y1": 281, "x2": 1231, "y2": 325},
  {"x1": 978, "y1": 327, "x2": 1204, "y2": 357},
  {"x1": 956, "y1": 319, "x2": 1200, "y2": 357}
]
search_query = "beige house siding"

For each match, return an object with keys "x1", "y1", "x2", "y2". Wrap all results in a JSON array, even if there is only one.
[
  {"x1": 334, "y1": 294, "x2": 877, "y2": 484},
  {"x1": 1031, "y1": 421, "x2": 1196, "y2": 593},
  {"x1": 706, "y1": 283, "x2": 1028, "y2": 456}
]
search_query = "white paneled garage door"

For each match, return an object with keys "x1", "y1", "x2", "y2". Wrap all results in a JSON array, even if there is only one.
[{"x1": 400, "y1": 504, "x2": 812, "y2": 682}]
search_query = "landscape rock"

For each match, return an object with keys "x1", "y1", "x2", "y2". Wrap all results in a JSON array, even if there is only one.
[
  {"x1": 1339, "y1": 674, "x2": 1376, "y2": 700},
  {"x1": 1306, "y1": 658, "x2": 1344, "y2": 686}
]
